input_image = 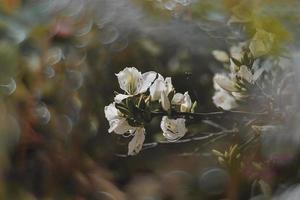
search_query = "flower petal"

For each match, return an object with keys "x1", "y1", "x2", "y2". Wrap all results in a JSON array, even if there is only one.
[
  {"x1": 108, "y1": 118, "x2": 132, "y2": 134},
  {"x1": 171, "y1": 93, "x2": 184, "y2": 105},
  {"x1": 164, "y1": 77, "x2": 173, "y2": 94},
  {"x1": 213, "y1": 73, "x2": 238, "y2": 92},
  {"x1": 116, "y1": 67, "x2": 142, "y2": 94},
  {"x1": 104, "y1": 102, "x2": 119, "y2": 121},
  {"x1": 114, "y1": 94, "x2": 131, "y2": 103},
  {"x1": 128, "y1": 128, "x2": 145, "y2": 155},
  {"x1": 150, "y1": 76, "x2": 165, "y2": 101},
  {"x1": 161, "y1": 91, "x2": 170, "y2": 111},
  {"x1": 212, "y1": 90, "x2": 237, "y2": 110},
  {"x1": 139, "y1": 71, "x2": 157, "y2": 93},
  {"x1": 237, "y1": 65, "x2": 254, "y2": 83},
  {"x1": 160, "y1": 116, "x2": 187, "y2": 141},
  {"x1": 180, "y1": 92, "x2": 192, "y2": 112},
  {"x1": 212, "y1": 50, "x2": 229, "y2": 63}
]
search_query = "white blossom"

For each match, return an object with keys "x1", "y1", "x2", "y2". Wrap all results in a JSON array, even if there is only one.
[
  {"x1": 171, "y1": 92, "x2": 192, "y2": 112},
  {"x1": 104, "y1": 102, "x2": 133, "y2": 134},
  {"x1": 128, "y1": 128, "x2": 146, "y2": 155},
  {"x1": 213, "y1": 73, "x2": 238, "y2": 92},
  {"x1": 237, "y1": 65, "x2": 254, "y2": 83},
  {"x1": 212, "y1": 90, "x2": 237, "y2": 110},
  {"x1": 229, "y1": 42, "x2": 246, "y2": 61},
  {"x1": 161, "y1": 90, "x2": 171, "y2": 111},
  {"x1": 212, "y1": 50, "x2": 230, "y2": 63},
  {"x1": 149, "y1": 74, "x2": 173, "y2": 101},
  {"x1": 149, "y1": 74, "x2": 173, "y2": 111},
  {"x1": 160, "y1": 116, "x2": 187, "y2": 141},
  {"x1": 114, "y1": 67, "x2": 156, "y2": 103}
]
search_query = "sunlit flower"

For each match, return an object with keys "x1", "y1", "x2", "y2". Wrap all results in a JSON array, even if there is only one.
[
  {"x1": 150, "y1": 74, "x2": 173, "y2": 111},
  {"x1": 104, "y1": 102, "x2": 133, "y2": 134},
  {"x1": 105, "y1": 103, "x2": 146, "y2": 155},
  {"x1": 160, "y1": 116, "x2": 187, "y2": 141},
  {"x1": 237, "y1": 65, "x2": 254, "y2": 83},
  {"x1": 149, "y1": 74, "x2": 173, "y2": 101},
  {"x1": 161, "y1": 90, "x2": 171, "y2": 111},
  {"x1": 171, "y1": 92, "x2": 192, "y2": 112},
  {"x1": 212, "y1": 90, "x2": 237, "y2": 110},
  {"x1": 114, "y1": 67, "x2": 157, "y2": 103},
  {"x1": 213, "y1": 73, "x2": 238, "y2": 92},
  {"x1": 229, "y1": 42, "x2": 246, "y2": 61},
  {"x1": 128, "y1": 128, "x2": 145, "y2": 155},
  {"x1": 212, "y1": 50, "x2": 230, "y2": 63}
]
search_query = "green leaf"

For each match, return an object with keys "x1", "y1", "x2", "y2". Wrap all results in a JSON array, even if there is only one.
[{"x1": 249, "y1": 29, "x2": 275, "y2": 58}]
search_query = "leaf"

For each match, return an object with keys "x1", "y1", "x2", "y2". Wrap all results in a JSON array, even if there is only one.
[
  {"x1": 249, "y1": 29, "x2": 275, "y2": 58},
  {"x1": 115, "y1": 103, "x2": 131, "y2": 116},
  {"x1": 191, "y1": 101, "x2": 197, "y2": 113}
]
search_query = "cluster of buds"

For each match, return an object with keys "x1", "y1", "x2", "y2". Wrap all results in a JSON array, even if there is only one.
[
  {"x1": 104, "y1": 67, "x2": 196, "y2": 155},
  {"x1": 212, "y1": 144, "x2": 242, "y2": 171},
  {"x1": 212, "y1": 43, "x2": 264, "y2": 110}
]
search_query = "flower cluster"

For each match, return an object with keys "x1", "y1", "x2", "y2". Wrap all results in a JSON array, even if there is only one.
[
  {"x1": 104, "y1": 67, "x2": 195, "y2": 155},
  {"x1": 212, "y1": 43, "x2": 264, "y2": 110}
]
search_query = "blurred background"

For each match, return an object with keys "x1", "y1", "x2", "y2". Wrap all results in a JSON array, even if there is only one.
[{"x1": 1, "y1": 0, "x2": 300, "y2": 199}]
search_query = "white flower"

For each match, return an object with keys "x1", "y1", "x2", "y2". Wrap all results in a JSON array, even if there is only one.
[
  {"x1": 213, "y1": 73, "x2": 238, "y2": 92},
  {"x1": 149, "y1": 74, "x2": 173, "y2": 101},
  {"x1": 104, "y1": 102, "x2": 133, "y2": 134},
  {"x1": 161, "y1": 90, "x2": 171, "y2": 111},
  {"x1": 212, "y1": 90, "x2": 237, "y2": 110},
  {"x1": 212, "y1": 50, "x2": 230, "y2": 63},
  {"x1": 160, "y1": 116, "x2": 187, "y2": 141},
  {"x1": 229, "y1": 42, "x2": 246, "y2": 61},
  {"x1": 128, "y1": 128, "x2": 145, "y2": 155},
  {"x1": 114, "y1": 67, "x2": 157, "y2": 103},
  {"x1": 237, "y1": 65, "x2": 254, "y2": 83},
  {"x1": 150, "y1": 74, "x2": 173, "y2": 111},
  {"x1": 171, "y1": 92, "x2": 192, "y2": 112}
]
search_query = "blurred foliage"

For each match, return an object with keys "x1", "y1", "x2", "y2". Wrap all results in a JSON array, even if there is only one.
[{"x1": 0, "y1": 0, "x2": 298, "y2": 199}]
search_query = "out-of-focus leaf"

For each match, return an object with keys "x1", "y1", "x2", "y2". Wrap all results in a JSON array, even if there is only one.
[{"x1": 249, "y1": 29, "x2": 275, "y2": 58}]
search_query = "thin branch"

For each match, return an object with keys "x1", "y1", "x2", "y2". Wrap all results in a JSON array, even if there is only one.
[
  {"x1": 202, "y1": 120, "x2": 227, "y2": 131},
  {"x1": 114, "y1": 129, "x2": 238, "y2": 157},
  {"x1": 151, "y1": 110, "x2": 268, "y2": 120},
  {"x1": 142, "y1": 129, "x2": 238, "y2": 149}
]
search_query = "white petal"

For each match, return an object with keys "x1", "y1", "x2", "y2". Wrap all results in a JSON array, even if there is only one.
[
  {"x1": 237, "y1": 65, "x2": 253, "y2": 83},
  {"x1": 164, "y1": 77, "x2": 173, "y2": 94},
  {"x1": 108, "y1": 118, "x2": 132, "y2": 134},
  {"x1": 116, "y1": 67, "x2": 142, "y2": 94},
  {"x1": 150, "y1": 77, "x2": 165, "y2": 101},
  {"x1": 128, "y1": 128, "x2": 145, "y2": 155},
  {"x1": 180, "y1": 92, "x2": 192, "y2": 112},
  {"x1": 212, "y1": 90, "x2": 237, "y2": 110},
  {"x1": 114, "y1": 94, "x2": 131, "y2": 103},
  {"x1": 160, "y1": 116, "x2": 187, "y2": 141},
  {"x1": 171, "y1": 93, "x2": 184, "y2": 105},
  {"x1": 212, "y1": 50, "x2": 229, "y2": 63},
  {"x1": 230, "y1": 43, "x2": 244, "y2": 61},
  {"x1": 213, "y1": 73, "x2": 238, "y2": 92},
  {"x1": 104, "y1": 103, "x2": 119, "y2": 121},
  {"x1": 139, "y1": 71, "x2": 157, "y2": 93},
  {"x1": 161, "y1": 91, "x2": 170, "y2": 111}
]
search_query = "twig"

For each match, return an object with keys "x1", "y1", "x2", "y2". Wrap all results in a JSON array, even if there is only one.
[
  {"x1": 151, "y1": 110, "x2": 268, "y2": 121},
  {"x1": 202, "y1": 120, "x2": 227, "y2": 131},
  {"x1": 115, "y1": 129, "x2": 238, "y2": 158}
]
